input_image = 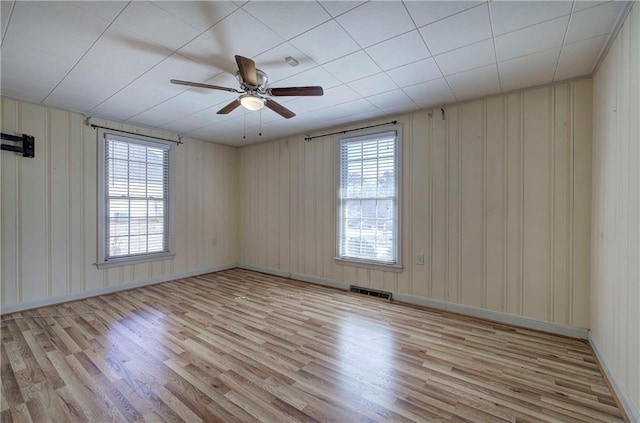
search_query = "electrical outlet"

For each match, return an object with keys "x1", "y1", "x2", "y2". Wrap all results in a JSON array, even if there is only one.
[{"x1": 416, "y1": 254, "x2": 425, "y2": 265}]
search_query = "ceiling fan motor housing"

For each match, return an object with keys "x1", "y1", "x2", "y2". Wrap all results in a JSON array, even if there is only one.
[{"x1": 237, "y1": 69, "x2": 268, "y2": 92}]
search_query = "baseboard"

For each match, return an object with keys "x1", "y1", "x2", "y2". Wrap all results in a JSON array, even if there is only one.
[
  {"x1": 393, "y1": 292, "x2": 589, "y2": 339},
  {"x1": 238, "y1": 263, "x2": 589, "y2": 340},
  {"x1": 589, "y1": 333, "x2": 639, "y2": 423},
  {"x1": 236, "y1": 263, "x2": 351, "y2": 291},
  {"x1": 237, "y1": 263, "x2": 292, "y2": 279},
  {"x1": 0, "y1": 263, "x2": 237, "y2": 315}
]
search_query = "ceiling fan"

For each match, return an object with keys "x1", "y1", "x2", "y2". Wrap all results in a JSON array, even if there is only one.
[{"x1": 170, "y1": 55, "x2": 323, "y2": 119}]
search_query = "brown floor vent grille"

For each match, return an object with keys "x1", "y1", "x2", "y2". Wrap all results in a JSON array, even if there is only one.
[{"x1": 349, "y1": 285, "x2": 392, "y2": 301}]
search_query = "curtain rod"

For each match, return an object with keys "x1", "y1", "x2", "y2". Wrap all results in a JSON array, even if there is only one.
[
  {"x1": 85, "y1": 117, "x2": 183, "y2": 145},
  {"x1": 304, "y1": 120, "x2": 398, "y2": 142}
]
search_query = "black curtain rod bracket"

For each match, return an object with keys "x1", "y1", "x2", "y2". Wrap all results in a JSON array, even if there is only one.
[
  {"x1": 85, "y1": 117, "x2": 183, "y2": 145},
  {"x1": 305, "y1": 120, "x2": 398, "y2": 142},
  {"x1": 1, "y1": 133, "x2": 35, "y2": 158}
]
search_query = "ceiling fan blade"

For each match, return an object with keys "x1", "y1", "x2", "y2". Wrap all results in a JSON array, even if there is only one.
[
  {"x1": 217, "y1": 99, "x2": 241, "y2": 114},
  {"x1": 268, "y1": 86, "x2": 324, "y2": 97},
  {"x1": 235, "y1": 55, "x2": 258, "y2": 87},
  {"x1": 170, "y1": 79, "x2": 240, "y2": 93},
  {"x1": 264, "y1": 99, "x2": 295, "y2": 119}
]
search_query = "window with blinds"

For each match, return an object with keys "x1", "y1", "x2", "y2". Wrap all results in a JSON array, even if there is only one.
[
  {"x1": 97, "y1": 130, "x2": 174, "y2": 267},
  {"x1": 338, "y1": 129, "x2": 400, "y2": 266}
]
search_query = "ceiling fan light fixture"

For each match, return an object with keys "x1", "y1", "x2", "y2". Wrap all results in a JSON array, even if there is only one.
[{"x1": 240, "y1": 94, "x2": 265, "y2": 111}]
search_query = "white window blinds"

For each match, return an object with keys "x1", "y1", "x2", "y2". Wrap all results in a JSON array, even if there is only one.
[
  {"x1": 103, "y1": 134, "x2": 170, "y2": 260},
  {"x1": 338, "y1": 130, "x2": 398, "y2": 265}
]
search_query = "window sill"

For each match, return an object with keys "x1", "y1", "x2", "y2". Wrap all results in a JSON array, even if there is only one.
[
  {"x1": 96, "y1": 252, "x2": 175, "y2": 269},
  {"x1": 334, "y1": 257, "x2": 403, "y2": 273}
]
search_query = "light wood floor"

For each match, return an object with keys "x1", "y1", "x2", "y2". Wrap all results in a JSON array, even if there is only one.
[{"x1": 1, "y1": 268, "x2": 625, "y2": 422}]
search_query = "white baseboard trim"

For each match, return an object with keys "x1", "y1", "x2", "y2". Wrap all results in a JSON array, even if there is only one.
[
  {"x1": 0, "y1": 263, "x2": 237, "y2": 315},
  {"x1": 237, "y1": 263, "x2": 292, "y2": 279},
  {"x1": 237, "y1": 263, "x2": 589, "y2": 340},
  {"x1": 393, "y1": 292, "x2": 589, "y2": 339},
  {"x1": 589, "y1": 333, "x2": 640, "y2": 423},
  {"x1": 236, "y1": 263, "x2": 351, "y2": 291}
]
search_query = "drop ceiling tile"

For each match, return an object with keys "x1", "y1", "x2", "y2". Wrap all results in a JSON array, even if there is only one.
[
  {"x1": 435, "y1": 38, "x2": 496, "y2": 76},
  {"x1": 113, "y1": 2, "x2": 201, "y2": 51},
  {"x1": 366, "y1": 30, "x2": 431, "y2": 71},
  {"x1": 1, "y1": 2, "x2": 111, "y2": 82},
  {"x1": 366, "y1": 89, "x2": 414, "y2": 110},
  {"x1": 290, "y1": 20, "x2": 360, "y2": 65},
  {"x1": 573, "y1": 1, "x2": 609, "y2": 13},
  {"x1": 91, "y1": 53, "x2": 225, "y2": 120},
  {"x1": 70, "y1": 1, "x2": 128, "y2": 21},
  {"x1": 319, "y1": 1, "x2": 366, "y2": 17},
  {"x1": 301, "y1": 99, "x2": 377, "y2": 125},
  {"x1": 177, "y1": 9, "x2": 284, "y2": 75},
  {"x1": 45, "y1": 24, "x2": 174, "y2": 111},
  {"x1": 243, "y1": 1, "x2": 331, "y2": 40},
  {"x1": 1, "y1": 0, "x2": 14, "y2": 39},
  {"x1": 445, "y1": 64, "x2": 500, "y2": 101},
  {"x1": 498, "y1": 47, "x2": 561, "y2": 92},
  {"x1": 324, "y1": 98, "x2": 378, "y2": 116},
  {"x1": 322, "y1": 51, "x2": 381, "y2": 83},
  {"x1": 495, "y1": 15, "x2": 569, "y2": 62},
  {"x1": 348, "y1": 73, "x2": 399, "y2": 97},
  {"x1": 404, "y1": 1, "x2": 482, "y2": 28},
  {"x1": 555, "y1": 35, "x2": 608, "y2": 80},
  {"x1": 336, "y1": 1, "x2": 415, "y2": 48},
  {"x1": 152, "y1": 1, "x2": 239, "y2": 32},
  {"x1": 253, "y1": 43, "x2": 318, "y2": 84},
  {"x1": 380, "y1": 102, "x2": 419, "y2": 116},
  {"x1": 161, "y1": 105, "x2": 228, "y2": 133},
  {"x1": 286, "y1": 85, "x2": 360, "y2": 114},
  {"x1": 402, "y1": 78, "x2": 457, "y2": 108},
  {"x1": 0, "y1": 57, "x2": 63, "y2": 102},
  {"x1": 387, "y1": 58, "x2": 443, "y2": 88},
  {"x1": 565, "y1": 2, "x2": 626, "y2": 44},
  {"x1": 274, "y1": 67, "x2": 342, "y2": 92},
  {"x1": 420, "y1": 4, "x2": 492, "y2": 55},
  {"x1": 489, "y1": 1, "x2": 572, "y2": 36}
]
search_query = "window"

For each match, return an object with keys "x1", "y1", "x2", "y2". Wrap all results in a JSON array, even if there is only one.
[
  {"x1": 337, "y1": 127, "x2": 401, "y2": 269},
  {"x1": 97, "y1": 129, "x2": 175, "y2": 268}
]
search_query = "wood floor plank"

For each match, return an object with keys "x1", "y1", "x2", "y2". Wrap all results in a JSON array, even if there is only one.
[{"x1": 0, "y1": 269, "x2": 626, "y2": 422}]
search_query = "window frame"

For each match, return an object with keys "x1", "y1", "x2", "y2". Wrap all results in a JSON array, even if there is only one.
[
  {"x1": 335, "y1": 124, "x2": 402, "y2": 271},
  {"x1": 96, "y1": 128, "x2": 176, "y2": 269}
]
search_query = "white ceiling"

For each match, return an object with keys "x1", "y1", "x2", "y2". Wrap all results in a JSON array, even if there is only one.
[{"x1": 0, "y1": 0, "x2": 630, "y2": 146}]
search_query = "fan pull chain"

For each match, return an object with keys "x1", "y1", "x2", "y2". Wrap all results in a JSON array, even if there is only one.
[
  {"x1": 243, "y1": 114, "x2": 246, "y2": 140},
  {"x1": 259, "y1": 108, "x2": 262, "y2": 137}
]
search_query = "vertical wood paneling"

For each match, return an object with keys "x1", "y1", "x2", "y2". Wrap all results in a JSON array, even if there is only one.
[
  {"x1": 485, "y1": 97, "x2": 506, "y2": 313},
  {"x1": 237, "y1": 80, "x2": 593, "y2": 331},
  {"x1": 1, "y1": 100, "x2": 238, "y2": 309},
  {"x1": 3, "y1": 81, "x2": 594, "y2": 339},
  {"x1": 553, "y1": 84, "x2": 570, "y2": 324},
  {"x1": 572, "y1": 79, "x2": 592, "y2": 328},
  {"x1": 411, "y1": 112, "x2": 429, "y2": 297},
  {"x1": 522, "y1": 88, "x2": 553, "y2": 322},
  {"x1": 20, "y1": 103, "x2": 48, "y2": 302},
  {"x1": 430, "y1": 110, "x2": 447, "y2": 302},
  {"x1": 460, "y1": 102, "x2": 484, "y2": 308},
  {"x1": 397, "y1": 116, "x2": 412, "y2": 294},
  {"x1": 506, "y1": 93, "x2": 523, "y2": 316},
  {"x1": 591, "y1": 3, "x2": 639, "y2": 417},
  {"x1": 447, "y1": 106, "x2": 461, "y2": 304},
  {"x1": 278, "y1": 140, "x2": 290, "y2": 271},
  {"x1": 1, "y1": 99, "x2": 20, "y2": 305}
]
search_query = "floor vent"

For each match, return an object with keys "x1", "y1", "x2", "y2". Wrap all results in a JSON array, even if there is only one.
[{"x1": 349, "y1": 286, "x2": 392, "y2": 301}]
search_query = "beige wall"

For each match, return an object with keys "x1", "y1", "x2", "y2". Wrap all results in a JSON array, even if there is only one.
[
  {"x1": 239, "y1": 79, "x2": 593, "y2": 328},
  {"x1": 591, "y1": 3, "x2": 640, "y2": 419},
  {"x1": 1, "y1": 98, "x2": 238, "y2": 310}
]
